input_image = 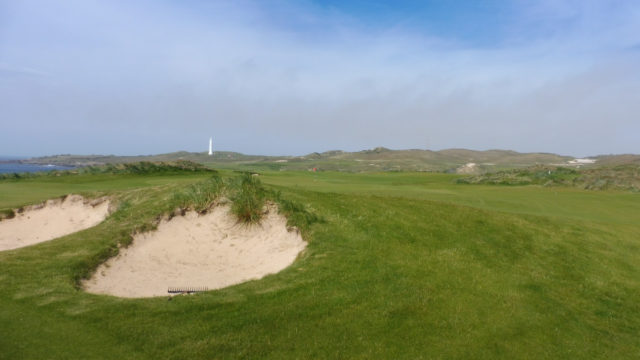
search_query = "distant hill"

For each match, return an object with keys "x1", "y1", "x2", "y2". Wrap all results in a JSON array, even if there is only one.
[
  {"x1": 20, "y1": 151, "x2": 266, "y2": 166},
  {"x1": 19, "y1": 148, "x2": 638, "y2": 173},
  {"x1": 592, "y1": 154, "x2": 640, "y2": 166}
]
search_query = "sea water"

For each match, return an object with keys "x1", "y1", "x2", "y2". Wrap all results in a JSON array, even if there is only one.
[{"x1": 0, "y1": 157, "x2": 74, "y2": 174}]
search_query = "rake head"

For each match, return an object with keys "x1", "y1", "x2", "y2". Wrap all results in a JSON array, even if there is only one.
[{"x1": 168, "y1": 286, "x2": 208, "y2": 294}]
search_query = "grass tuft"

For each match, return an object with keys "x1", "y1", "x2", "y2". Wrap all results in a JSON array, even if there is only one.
[
  {"x1": 0, "y1": 208, "x2": 16, "y2": 220},
  {"x1": 230, "y1": 173, "x2": 265, "y2": 223},
  {"x1": 170, "y1": 175, "x2": 224, "y2": 213},
  {"x1": 270, "y1": 190, "x2": 324, "y2": 232}
]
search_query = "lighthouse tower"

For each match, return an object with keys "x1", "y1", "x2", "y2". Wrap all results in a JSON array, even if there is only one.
[{"x1": 208, "y1": 137, "x2": 213, "y2": 156}]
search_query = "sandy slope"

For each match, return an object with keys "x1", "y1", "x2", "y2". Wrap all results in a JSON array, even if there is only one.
[
  {"x1": 0, "y1": 195, "x2": 110, "y2": 251},
  {"x1": 84, "y1": 205, "x2": 306, "y2": 298}
]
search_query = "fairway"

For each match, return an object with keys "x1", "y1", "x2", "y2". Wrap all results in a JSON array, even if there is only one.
[
  {"x1": 260, "y1": 171, "x2": 640, "y2": 225},
  {"x1": 1, "y1": 170, "x2": 639, "y2": 359}
]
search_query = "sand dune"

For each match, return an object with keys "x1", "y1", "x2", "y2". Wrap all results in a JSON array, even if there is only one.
[
  {"x1": 0, "y1": 195, "x2": 110, "y2": 251},
  {"x1": 84, "y1": 205, "x2": 306, "y2": 298}
]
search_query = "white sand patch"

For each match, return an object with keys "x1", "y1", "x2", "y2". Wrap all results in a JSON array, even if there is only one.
[
  {"x1": 456, "y1": 162, "x2": 479, "y2": 174},
  {"x1": 568, "y1": 158, "x2": 597, "y2": 165},
  {"x1": 0, "y1": 195, "x2": 110, "y2": 251},
  {"x1": 83, "y1": 205, "x2": 306, "y2": 298}
]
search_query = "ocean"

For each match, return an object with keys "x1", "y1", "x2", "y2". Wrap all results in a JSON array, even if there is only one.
[{"x1": 0, "y1": 157, "x2": 74, "y2": 174}]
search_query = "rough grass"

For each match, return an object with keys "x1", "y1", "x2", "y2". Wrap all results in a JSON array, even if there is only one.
[
  {"x1": 0, "y1": 160, "x2": 214, "y2": 180},
  {"x1": 0, "y1": 170, "x2": 639, "y2": 359},
  {"x1": 457, "y1": 164, "x2": 640, "y2": 191},
  {"x1": 270, "y1": 190, "x2": 324, "y2": 233},
  {"x1": 171, "y1": 175, "x2": 224, "y2": 213},
  {"x1": 230, "y1": 173, "x2": 266, "y2": 223},
  {"x1": 77, "y1": 160, "x2": 214, "y2": 175}
]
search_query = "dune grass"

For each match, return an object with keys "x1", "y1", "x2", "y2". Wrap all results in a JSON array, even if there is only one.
[
  {"x1": 456, "y1": 164, "x2": 640, "y2": 191},
  {"x1": 0, "y1": 170, "x2": 639, "y2": 359},
  {"x1": 171, "y1": 175, "x2": 224, "y2": 213},
  {"x1": 229, "y1": 173, "x2": 266, "y2": 223},
  {"x1": 0, "y1": 160, "x2": 214, "y2": 180}
]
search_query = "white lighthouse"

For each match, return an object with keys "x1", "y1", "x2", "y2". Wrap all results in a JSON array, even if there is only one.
[{"x1": 208, "y1": 137, "x2": 213, "y2": 155}]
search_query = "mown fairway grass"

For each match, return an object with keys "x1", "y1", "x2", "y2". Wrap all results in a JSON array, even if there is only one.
[
  {"x1": 260, "y1": 171, "x2": 639, "y2": 225},
  {"x1": 1, "y1": 170, "x2": 639, "y2": 359},
  {"x1": 0, "y1": 173, "x2": 212, "y2": 210}
]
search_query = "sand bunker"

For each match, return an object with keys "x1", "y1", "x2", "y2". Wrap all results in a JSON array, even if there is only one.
[
  {"x1": 0, "y1": 195, "x2": 110, "y2": 251},
  {"x1": 83, "y1": 205, "x2": 306, "y2": 298}
]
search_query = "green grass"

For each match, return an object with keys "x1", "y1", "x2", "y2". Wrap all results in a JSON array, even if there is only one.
[
  {"x1": 1, "y1": 170, "x2": 639, "y2": 359},
  {"x1": 0, "y1": 173, "x2": 212, "y2": 210},
  {"x1": 259, "y1": 171, "x2": 640, "y2": 225},
  {"x1": 456, "y1": 164, "x2": 640, "y2": 191},
  {"x1": 0, "y1": 160, "x2": 214, "y2": 180},
  {"x1": 229, "y1": 173, "x2": 266, "y2": 223},
  {"x1": 171, "y1": 175, "x2": 224, "y2": 213}
]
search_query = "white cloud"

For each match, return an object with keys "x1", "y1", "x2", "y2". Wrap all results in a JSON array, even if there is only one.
[{"x1": 0, "y1": 0, "x2": 639, "y2": 156}]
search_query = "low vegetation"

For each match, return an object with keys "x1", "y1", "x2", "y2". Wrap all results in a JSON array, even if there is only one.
[
  {"x1": 0, "y1": 160, "x2": 214, "y2": 180},
  {"x1": 171, "y1": 175, "x2": 224, "y2": 213},
  {"x1": 78, "y1": 160, "x2": 214, "y2": 174},
  {"x1": 456, "y1": 164, "x2": 640, "y2": 191},
  {"x1": 456, "y1": 165, "x2": 580, "y2": 186},
  {"x1": 578, "y1": 165, "x2": 640, "y2": 190},
  {"x1": 230, "y1": 173, "x2": 266, "y2": 223},
  {"x1": 270, "y1": 190, "x2": 324, "y2": 232}
]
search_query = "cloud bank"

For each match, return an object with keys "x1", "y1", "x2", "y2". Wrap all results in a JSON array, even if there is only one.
[{"x1": 1, "y1": 0, "x2": 639, "y2": 156}]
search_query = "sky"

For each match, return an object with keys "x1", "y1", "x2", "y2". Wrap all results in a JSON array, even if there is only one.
[{"x1": 1, "y1": 0, "x2": 639, "y2": 157}]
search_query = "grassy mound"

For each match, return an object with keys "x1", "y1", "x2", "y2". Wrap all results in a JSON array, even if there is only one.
[
  {"x1": 0, "y1": 160, "x2": 214, "y2": 180},
  {"x1": 456, "y1": 165, "x2": 579, "y2": 185},
  {"x1": 78, "y1": 160, "x2": 214, "y2": 174},
  {"x1": 457, "y1": 165, "x2": 640, "y2": 191},
  {"x1": 577, "y1": 165, "x2": 640, "y2": 191}
]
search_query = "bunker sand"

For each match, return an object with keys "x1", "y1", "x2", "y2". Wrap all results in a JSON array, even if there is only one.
[
  {"x1": 84, "y1": 205, "x2": 306, "y2": 298},
  {"x1": 0, "y1": 195, "x2": 110, "y2": 252}
]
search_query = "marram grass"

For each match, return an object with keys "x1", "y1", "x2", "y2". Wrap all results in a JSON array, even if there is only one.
[{"x1": 230, "y1": 173, "x2": 266, "y2": 224}]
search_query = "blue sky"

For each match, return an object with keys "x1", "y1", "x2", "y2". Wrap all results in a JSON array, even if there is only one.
[{"x1": 1, "y1": 0, "x2": 639, "y2": 157}]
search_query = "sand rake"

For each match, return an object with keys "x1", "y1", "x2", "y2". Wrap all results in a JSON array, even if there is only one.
[{"x1": 168, "y1": 286, "x2": 209, "y2": 295}]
